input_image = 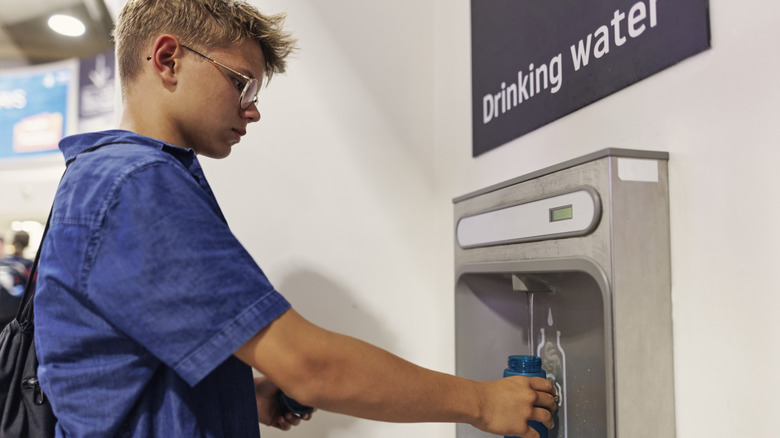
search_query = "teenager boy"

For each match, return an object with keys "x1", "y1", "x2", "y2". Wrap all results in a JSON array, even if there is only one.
[{"x1": 35, "y1": 1, "x2": 556, "y2": 437}]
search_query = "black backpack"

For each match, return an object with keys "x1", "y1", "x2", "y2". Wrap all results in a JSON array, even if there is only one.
[{"x1": 0, "y1": 218, "x2": 56, "y2": 437}]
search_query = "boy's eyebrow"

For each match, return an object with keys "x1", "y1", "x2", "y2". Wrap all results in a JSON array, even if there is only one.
[
  {"x1": 226, "y1": 61, "x2": 256, "y2": 79},
  {"x1": 223, "y1": 61, "x2": 262, "y2": 82},
  {"x1": 236, "y1": 66, "x2": 257, "y2": 79},
  {"x1": 225, "y1": 58, "x2": 261, "y2": 79},
  {"x1": 217, "y1": 61, "x2": 256, "y2": 80}
]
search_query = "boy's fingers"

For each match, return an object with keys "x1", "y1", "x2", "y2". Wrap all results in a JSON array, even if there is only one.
[
  {"x1": 535, "y1": 391, "x2": 557, "y2": 412},
  {"x1": 529, "y1": 377, "x2": 555, "y2": 394},
  {"x1": 532, "y1": 406, "x2": 555, "y2": 429}
]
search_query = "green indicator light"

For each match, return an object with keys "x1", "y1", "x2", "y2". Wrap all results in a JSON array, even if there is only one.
[{"x1": 550, "y1": 205, "x2": 573, "y2": 222}]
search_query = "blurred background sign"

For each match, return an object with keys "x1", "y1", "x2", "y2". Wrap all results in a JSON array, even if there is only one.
[
  {"x1": 0, "y1": 63, "x2": 74, "y2": 159},
  {"x1": 78, "y1": 50, "x2": 115, "y2": 133}
]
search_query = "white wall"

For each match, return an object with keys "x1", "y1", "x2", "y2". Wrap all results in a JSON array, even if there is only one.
[
  {"x1": 218, "y1": 1, "x2": 780, "y2": 437},
  {"x1": 434, "y1": 1, "x2": 780, "y2": 438},
  {"x1": 213, "y1": 0, "x2": 780, "y2": 437}
]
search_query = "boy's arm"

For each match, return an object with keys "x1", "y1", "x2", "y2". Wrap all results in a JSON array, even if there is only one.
[{"x1": 235, "y1": 308, "x2": 556, "y2": 437}]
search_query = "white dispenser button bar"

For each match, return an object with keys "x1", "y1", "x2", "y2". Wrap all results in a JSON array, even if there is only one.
[{"x1": 457, "y1": 188, "x2": 600, "y2": 248}]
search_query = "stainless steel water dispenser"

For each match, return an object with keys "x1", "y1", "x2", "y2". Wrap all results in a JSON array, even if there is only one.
[{"x1": 454, "y1": 149, "x2": 674, "y2": 438}]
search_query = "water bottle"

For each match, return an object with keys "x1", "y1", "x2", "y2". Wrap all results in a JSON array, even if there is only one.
[{"x1": 503, "y1": 355, "x2": 547, "y2": 438}]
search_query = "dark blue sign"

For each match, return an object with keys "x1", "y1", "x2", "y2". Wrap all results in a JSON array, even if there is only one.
[
  {"x1": 0, "y1": 65, "x2": 72, "y2": 159},
  {"x1": 471, "y1": 0, "x2": 710, "y2": 156}
]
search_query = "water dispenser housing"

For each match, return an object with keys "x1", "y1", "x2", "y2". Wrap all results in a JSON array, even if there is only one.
[{"x1": 454, "y1": 149, "x2": 674, "y2": 438}]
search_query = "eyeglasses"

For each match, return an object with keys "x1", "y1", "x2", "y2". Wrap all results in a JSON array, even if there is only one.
[{"x1": 180, "y1": 45, "x2": 260, "y2": 109}]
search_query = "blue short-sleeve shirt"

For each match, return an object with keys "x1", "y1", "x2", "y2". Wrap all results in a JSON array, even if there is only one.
[{"x1": 35, "y1": 130, "x2": 290, "y2": 438}]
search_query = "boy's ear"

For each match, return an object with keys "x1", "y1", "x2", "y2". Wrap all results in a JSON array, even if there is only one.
[{"x1": 148, "y1": 34, "x2": 182, "y2": 85}]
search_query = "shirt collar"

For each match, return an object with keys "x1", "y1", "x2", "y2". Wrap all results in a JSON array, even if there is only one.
[{"x1": 59, "y1": 129, "x2": 199, "y2": 170}]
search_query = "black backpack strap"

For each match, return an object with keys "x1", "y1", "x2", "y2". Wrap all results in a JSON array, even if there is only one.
[{"x1": 15, "y1": 208, "x2": 52, "y2": 325}]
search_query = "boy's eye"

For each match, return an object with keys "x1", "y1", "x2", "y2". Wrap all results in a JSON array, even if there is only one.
[{"x1": 232, "y1": 78, "x2": 245, "y2": 92}]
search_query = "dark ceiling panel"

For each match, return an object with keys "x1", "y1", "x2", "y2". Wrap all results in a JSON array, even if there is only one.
[{"x1": 2, "y1": 2, "x2": 113, "y2": 65}]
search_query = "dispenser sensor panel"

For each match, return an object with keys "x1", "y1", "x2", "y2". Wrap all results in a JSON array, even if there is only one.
[{"x1": 457, "y1": 188, "x2": 600, "y2": 248}]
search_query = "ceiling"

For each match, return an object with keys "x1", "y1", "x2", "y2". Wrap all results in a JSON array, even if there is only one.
[{"x1": 0, "y1": 0, "x2": 115, "y2": 69}]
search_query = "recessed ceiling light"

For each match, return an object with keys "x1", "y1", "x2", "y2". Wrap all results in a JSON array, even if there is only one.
[{"x1": 48, "y1": 14, "x2": 86, "y2": 37}]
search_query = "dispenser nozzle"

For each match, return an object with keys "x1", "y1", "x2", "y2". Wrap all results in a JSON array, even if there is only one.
[{"x1": 511, "y1": 275, "x2": 551, "y2": 293}]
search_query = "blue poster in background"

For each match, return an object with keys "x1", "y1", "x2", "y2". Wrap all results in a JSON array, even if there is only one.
[{"x1": 0, "y1": 66, "x2": 72, "y2": 159}]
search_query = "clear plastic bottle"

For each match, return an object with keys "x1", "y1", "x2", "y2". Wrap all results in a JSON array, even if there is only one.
[{"x1": 503, "y1": 355, "x2": 547, "y2": 438}]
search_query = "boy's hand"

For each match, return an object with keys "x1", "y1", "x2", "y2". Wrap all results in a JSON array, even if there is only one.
[
  {"x1": 472, "y1": 376, "x2": 557, "y2": 438},
  {"x1": 254, "y1": 376, "x2": 315, "y2": 431}
]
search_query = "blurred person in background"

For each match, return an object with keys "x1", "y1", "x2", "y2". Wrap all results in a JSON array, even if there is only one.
[
  {"x1": 0, "y1": 232, "x2": 29, "y2": 326},
  {"x1": 4, "y1": 230, "x2": 33, "y2": 279}
]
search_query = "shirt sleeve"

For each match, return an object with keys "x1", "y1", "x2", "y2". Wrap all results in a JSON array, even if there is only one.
[{"x1": 84, "y1": 159, "x2": 289, "y2": 386}]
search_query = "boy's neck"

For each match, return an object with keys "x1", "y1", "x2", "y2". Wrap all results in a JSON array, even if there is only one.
[{"x1": 119, "y1": 95, "x2": 181, "y2": 149}]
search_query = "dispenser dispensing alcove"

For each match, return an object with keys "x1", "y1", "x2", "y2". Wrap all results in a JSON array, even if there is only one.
[{"x1": 453, "y1": 149, "x2": 674, "y2": 438}]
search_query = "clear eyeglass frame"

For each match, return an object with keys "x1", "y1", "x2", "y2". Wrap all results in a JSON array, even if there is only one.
[{"x1": 180, "y1": 44, "x2": 260, "y2": 109}]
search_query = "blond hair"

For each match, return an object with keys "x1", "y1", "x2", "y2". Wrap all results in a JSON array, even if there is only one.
[{"x1": 112, "y1": 0, "x2": 296, "y2": 95}]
